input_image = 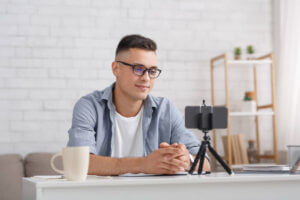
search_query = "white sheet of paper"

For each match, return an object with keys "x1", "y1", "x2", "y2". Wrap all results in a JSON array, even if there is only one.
[{"x1": 119, "y1": 171, "x2": 205, "y2": 177}]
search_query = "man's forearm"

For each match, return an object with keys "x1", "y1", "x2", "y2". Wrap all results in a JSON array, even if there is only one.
[{"x1": 88, "y1": 154, "x2": 145, "y2": 176}]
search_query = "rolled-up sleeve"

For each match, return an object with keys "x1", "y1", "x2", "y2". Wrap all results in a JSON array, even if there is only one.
[
  {"x1": 169, "y1": 101, "x2": 200, "y2": 155},
  {"x1": 67, "y1": 97, "x2": 97, "y2": 154}
]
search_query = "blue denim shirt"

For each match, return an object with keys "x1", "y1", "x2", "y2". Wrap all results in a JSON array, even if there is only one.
[{"x1": 67, "y1": 83, "x2": 200, "y2": 156}]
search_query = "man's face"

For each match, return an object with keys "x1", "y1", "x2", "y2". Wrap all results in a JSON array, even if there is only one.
[{"x1": 112, "y1": 48, "x2": 158, "y2": 101}]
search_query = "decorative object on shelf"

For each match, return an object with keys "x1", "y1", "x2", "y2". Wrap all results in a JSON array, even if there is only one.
[
  {"x1": 247, "y1": 140, "x2": 258, "y2": 163},
  {"x1": 244, "y1": 91, "x2": 256, "y2": 101},
  {"x1": 287, "y1": 145, "x2": 300, "y2": 169},
  {"x1": 240, "y1": 101, "x2": 256, "y2": 112},
  {"x1": 222, "y1": 134, "x2": 249, "y2": 164},
  {"x1": 241, "y1": 91, "x2": 257, "y2": 112},
  {"x1": 247, "y1": 45, "x2": 254, "y2": 53},
  {"x1": 234, "y1": 47, "x2": 242, "y2": 60},
  {"x1": 246, "y1": 45, "x2": 255, "y2": 59}
]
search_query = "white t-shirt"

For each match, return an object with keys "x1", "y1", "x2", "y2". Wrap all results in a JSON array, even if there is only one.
[{"x1": 111, "y1": 106, "x2": 144, "y2": 158}]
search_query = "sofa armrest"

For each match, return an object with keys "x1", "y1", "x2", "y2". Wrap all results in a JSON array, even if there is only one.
[
  {"x1": 24, "y1": 153, "x2": 63, "y2": 177},
  {"x1": 0, "y1": 154, "x2": 24, "y2": 200}
]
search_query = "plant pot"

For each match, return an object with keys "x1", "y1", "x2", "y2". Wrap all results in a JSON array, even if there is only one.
[
  {"x1": 241, "y1": 100, "x2": 256, "y2": 112},
  {"x1": 234, "y1": 55, "x2": 241, "y2": 60},
  {"x1": 245, "y1": 91, "x2": 256, "y2": 101}
]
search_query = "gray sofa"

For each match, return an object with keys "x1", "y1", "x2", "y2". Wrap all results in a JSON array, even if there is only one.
[{"x1": 0, "y1": 153, "x2": 62, "y2": 200}]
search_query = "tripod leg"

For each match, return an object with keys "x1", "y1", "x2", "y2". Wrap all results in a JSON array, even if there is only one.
[
  {"x1": 189, "y1": 143, "x2": 204, "y2": 174},
  {"x1": 198, "y1": 143, "x2": 207, "y2": 175},
  {"x1": 207, "y1": 143, "x2": 232, "y2": 175}
]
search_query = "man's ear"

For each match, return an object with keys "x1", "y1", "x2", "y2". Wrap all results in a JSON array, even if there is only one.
[{"x1": 112, "y1": 61, "x2": 119, "y2": 77}]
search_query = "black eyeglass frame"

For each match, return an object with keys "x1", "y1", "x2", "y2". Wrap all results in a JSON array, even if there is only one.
[{"x1": 116, "y1": 60, "x2": 162, "y2": 79}]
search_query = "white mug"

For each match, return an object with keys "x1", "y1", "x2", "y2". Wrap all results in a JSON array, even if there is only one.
[{"x1": 51, "y1": 146, "x2": 90, "y2": 181}]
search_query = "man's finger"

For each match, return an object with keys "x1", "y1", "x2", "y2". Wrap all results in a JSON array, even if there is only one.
[
  {"x1": 159, "y1": 147, "x2": 183, "y2": 156},
  {"x1": 171, "y1": 143, "x2": 178, "y2": 147},
  {"x1": 160, "y1": 142, "x2": 170, "y2": 148},
  {"x1": 177, "y1": 143, "x2": 186, "y2": 150},
  {"x1": 175, "y1": 155, "x2": 189, "y2": 162},
  {"x1": 159, "y1": 162, "x2": 184, "y2": 173},
  {"x1": 162, "y1": 157, "x2": 188, "y2": 169}
]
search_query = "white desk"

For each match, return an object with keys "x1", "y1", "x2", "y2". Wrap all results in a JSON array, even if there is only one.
[{"x1": 23, "y1": 173, "x2": 300, "y2": 200}]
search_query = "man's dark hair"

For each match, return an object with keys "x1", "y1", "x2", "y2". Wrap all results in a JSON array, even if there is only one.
[{"x1": 115, "y1": 34, "x2": 157, "y2": 56}]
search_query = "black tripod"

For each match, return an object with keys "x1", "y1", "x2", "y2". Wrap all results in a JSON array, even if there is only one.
[{"x1": 189, "y1": 130, "x2": 232, "y2": 175}]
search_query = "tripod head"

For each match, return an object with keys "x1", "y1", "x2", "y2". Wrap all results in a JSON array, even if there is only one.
[{"x1": 185, "y1": 100, "x2": 228, "y2": 132}]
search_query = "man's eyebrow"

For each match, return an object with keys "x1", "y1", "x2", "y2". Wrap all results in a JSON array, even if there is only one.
[
  {"x1": 132, "y1": 62, "x2": 145, "y2": 66},
  {"x1": 132, "y1": 62, "x2": 158, "y2": 68}
]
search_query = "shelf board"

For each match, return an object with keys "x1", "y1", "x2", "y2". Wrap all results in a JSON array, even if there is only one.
[
  {"x1": 230, "y1": 112, "x2": 274, "y2": 116},
  {"x1": 213, "y1": 60, "x2": 272, "y2": 66},
  {"x1": 227, "y1": 60, "x2": 272, "y2": 65}
]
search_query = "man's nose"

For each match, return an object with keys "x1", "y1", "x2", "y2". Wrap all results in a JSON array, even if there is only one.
[{"x1": 140, "y1": 70, "x2": 150, "y2": 81}]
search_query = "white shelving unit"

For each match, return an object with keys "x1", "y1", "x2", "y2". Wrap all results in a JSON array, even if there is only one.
[{"x1": 210, "y1": 53, "x2": 278, "y2": 167}]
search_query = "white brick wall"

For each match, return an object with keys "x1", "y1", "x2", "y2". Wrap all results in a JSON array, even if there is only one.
[{"x1": 0, "y1": 0, "x2": 273, "y2": 156}]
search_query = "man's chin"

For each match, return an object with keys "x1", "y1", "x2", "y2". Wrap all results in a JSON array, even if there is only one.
[{"x1": 133, "y1": 93, "x2": 149, "y2": 101}]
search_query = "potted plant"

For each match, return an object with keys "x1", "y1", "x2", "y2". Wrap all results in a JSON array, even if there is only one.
[
  {"x1": 234, "y1": 47, "x2": 241, "y2": 60},
  {"x1": 246, "y1": 45, "x2": 255, "y2": 59},
  {"x1": 247, "y1": 45, "x2": 254, "y2": 54},
  {"x1": 241, "y1": 91, "x2": 257, "y2": 112}
]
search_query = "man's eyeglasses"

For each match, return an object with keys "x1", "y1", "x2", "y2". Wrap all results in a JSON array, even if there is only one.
[{"x1": 116, "y1": 61, "x2": 162, "y2": 79}]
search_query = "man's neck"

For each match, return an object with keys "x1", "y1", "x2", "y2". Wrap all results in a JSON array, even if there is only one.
[{"x1": 113, "y1": 84, "x2": 143, "y2": 118}]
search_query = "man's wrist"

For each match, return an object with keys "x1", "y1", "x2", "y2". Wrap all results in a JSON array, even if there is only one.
[
  {"x1": 117, "y1": 157, "x2": 145, "y2": 174},
  {"x1": 136, "y1": 157, "x2": 146, "y2": 174}
]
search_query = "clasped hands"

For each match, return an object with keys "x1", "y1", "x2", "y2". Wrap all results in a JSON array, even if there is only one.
[{"x1": 142, "y1": 142, "x2": 191, "y2": 174}]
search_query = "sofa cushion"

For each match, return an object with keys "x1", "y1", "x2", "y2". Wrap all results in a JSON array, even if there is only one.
[
  {"x1": 24, "y1": 153, "x2": 63, "y2": 177},
  {"x1": 0, "y1": 154, "x2": 24, "y2": 200}
]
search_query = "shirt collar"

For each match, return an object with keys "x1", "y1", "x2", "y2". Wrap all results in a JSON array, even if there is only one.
[
  {"x1": 100, "y1": 82, "x2": 157, "y2": 111},
  {"x1": 144, "y1": 93, "x2": 157, "y2": 111},
  {"x1": 101, "y1": 82, "x2": 115, "y2": 102}
]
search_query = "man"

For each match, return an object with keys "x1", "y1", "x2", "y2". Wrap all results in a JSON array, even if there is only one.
[{"x1": 67, "y1": 34, "x2": 210, "y2": 175}]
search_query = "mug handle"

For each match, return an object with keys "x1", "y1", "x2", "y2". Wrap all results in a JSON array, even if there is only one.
[{"x1": 50, "y1": 152, "x2": 64, "y2": 174}]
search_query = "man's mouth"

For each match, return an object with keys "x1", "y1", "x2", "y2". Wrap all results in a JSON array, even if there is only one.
[{"x1": 135, "y1": 84, "x2": 150, "y2": 90}]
